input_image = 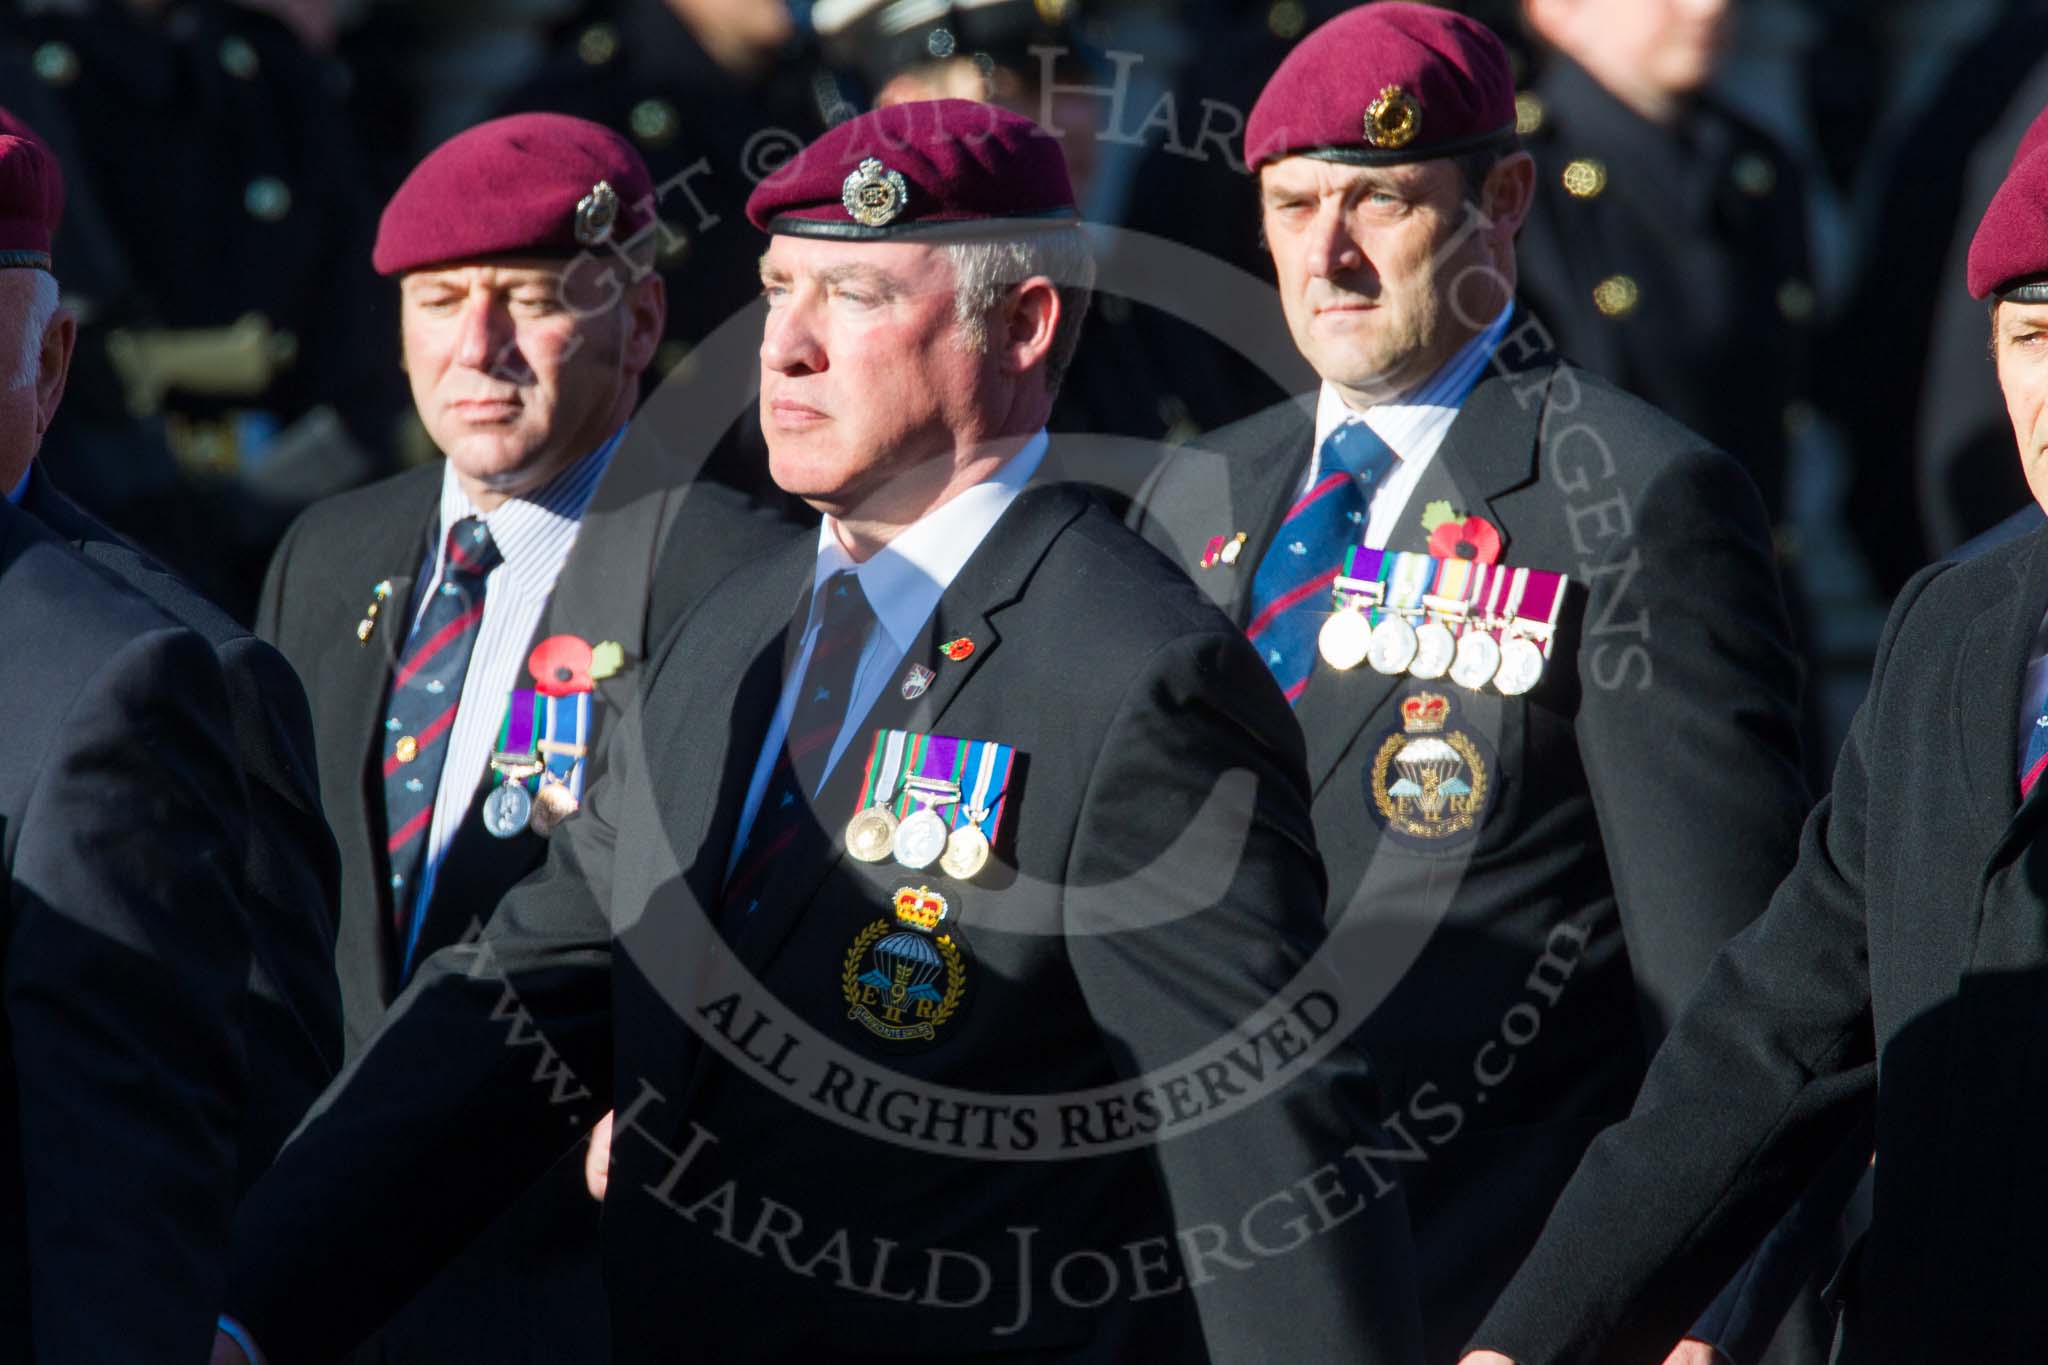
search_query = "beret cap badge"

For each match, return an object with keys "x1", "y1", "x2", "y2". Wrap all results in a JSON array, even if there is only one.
[
  {"x1": 574, "y1": 179, "x2": 620, "y2": 246},
  {"x1": 841, "y1": 157, "x2": 910, "y2": 228},
  {"x1": 1364, "y1": 84, "x2": 1422, "y2": 150}
]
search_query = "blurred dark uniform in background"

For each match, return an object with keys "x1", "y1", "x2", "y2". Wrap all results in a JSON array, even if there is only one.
[
  {"x1": 1516, "y1": 53, "x2": 1816, "y2": 537},
  {"x1": 813, "y1": 0, "x2": 1318, "y2": 505},
  {"x1": 3, "y1": 0, "x2": 400, "y2": 623},
  {"x1": 499, "y1": 0, "x2": 843, "y2": 511}
]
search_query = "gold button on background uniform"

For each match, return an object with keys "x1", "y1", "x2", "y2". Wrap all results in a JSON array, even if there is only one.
[
  {"x1": 219, "y1": 36, "x2": 260, "y2": 80},
  {"x1": 1562, "y1": 158, "x2": 1607, "y2": 200},
  {"x1": 32, "y1": 41, "x2": 78, "y2": 86},
  {"x1": 1731, "y1": 153, "x2": 1778, "y2": 198},
  {"x1": 578, "y1": 24, "x2": 619, "y2": 66},
  {"x1": 245, "y1": 177, "x2": 292, "y2": 222},
  {"x1": 1515, "y1": 92, "x2": 1546, "y2": 137},
  {"x1": 630, "y1": 99, "x2": 679, "y2": 147},
  {"x1": 1592, "y1": 274, "x2": 1640, "y2": 318}
]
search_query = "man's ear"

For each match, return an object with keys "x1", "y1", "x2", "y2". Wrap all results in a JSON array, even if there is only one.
[
  {"x1": 1481, "y1": 151, "x2": 1536, "y2": 243},
  {"x1": 996, "y1": 276, "x2": 1059, "y2": 378},
  {"x1": 34, "y1": 308, "x2": 75, "y2": 438},
  {"x1": 623, "y1": 274, "x2": 666, "y2": 376}
]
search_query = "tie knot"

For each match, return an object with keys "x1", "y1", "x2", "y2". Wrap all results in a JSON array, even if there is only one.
[
  {"x1": 1320, "y1": 420, "x2": 1397, "y2": 488},
  {"x1": 443, "y1": 516, "x2": 501, "y2": 578},
  {"x1": 814, "y1": 570, "x2": 874, "y2": 643}
]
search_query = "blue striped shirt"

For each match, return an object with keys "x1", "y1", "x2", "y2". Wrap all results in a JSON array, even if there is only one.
[
  {"x1": 1302, "y1": 303, "x2": 1513, "y2": 549},
  {"x1": 399, "y1": 425, "x2": 623, "y2": 929}
]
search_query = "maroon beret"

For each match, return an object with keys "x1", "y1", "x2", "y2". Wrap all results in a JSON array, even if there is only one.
[
  {"x1": 0, "y1": 132, "x2": 61, "y2": 272},
  {"x1": 1968, "y1": 138, "x2": 2048, "y2": 301},
  {"x1": 745, "y1": 99, "x2": 1075, "y2": 239},
  {"x1": 373, "y1": 112, "x2": 656, "y2": 276},
  {"x1": 1245, "y1": 2, "x2": 1516, "y2": 172}
]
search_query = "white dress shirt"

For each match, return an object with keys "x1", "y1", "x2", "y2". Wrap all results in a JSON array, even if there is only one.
[
  {"x1": 397, "y1": 424, "x2": 623, "y2": 931},
  {"x1": 1299, "y1": 303, "x2": 1514, "y2": 549},
  {"x1": 727, "y1": 432, "x2": 1048, "y2": 874}
]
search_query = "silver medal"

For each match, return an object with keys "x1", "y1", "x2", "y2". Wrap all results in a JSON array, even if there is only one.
[
  {"x1": 1319, "y1": 608, "x2": 1372, "y2": 671},
  {"x1": 483, "y1": 782, "x2": 533, "y2": 839},
  {"x1": 1495, "y1": 635, "x2": 1546, "y2": 696},
  {"x1": 893, "y1": 806, "x2": 950, "y2": 869},
  {"x1": 1449, "y1": 630, "x2": 1501, "y2": 691},
  {"x1": 1367, "y1": 615, "x2": 1418, "y2": 675},
  {"x1": 1409, "y1": 621, "x2": 1455, "y2": 679}
]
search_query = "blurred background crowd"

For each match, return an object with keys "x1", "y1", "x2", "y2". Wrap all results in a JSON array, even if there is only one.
[{"x1": 3, "y1": 0, "x2": 2043, "y2": 772}]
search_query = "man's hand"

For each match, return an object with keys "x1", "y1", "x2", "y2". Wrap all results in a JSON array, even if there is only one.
[
  {"x1": 585, "y1": 1109, "x2": 614, "y2": 1202},
  {"x1": 1664, "y1": 1340, "x2": 1731, "y2": 1365},
  {"x1": 211, "y1": 1329, "x2": 252, "y2": 1365}
]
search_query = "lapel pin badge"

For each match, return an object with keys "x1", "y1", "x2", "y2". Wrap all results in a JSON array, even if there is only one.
[
  {"x1": 1201, "y1": 532, "x2": 1247, "y2": 569},
  {"x1": 940, "y1": 636, "x2": 975, "y2": 662},
  {"x1": 355, "y1": 579, "x2": 392, "y2": 645},
  {"x1": 900, "y1": 663, "x2": 935, "y2": 700}
]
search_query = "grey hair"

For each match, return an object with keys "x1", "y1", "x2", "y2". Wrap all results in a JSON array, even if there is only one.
[
  {"x1": 10, "y1": 269, "x2": 59, "y2": 392},
  {"x1": 943, "y1": 231, "x2": 1095, "y2": 396}
]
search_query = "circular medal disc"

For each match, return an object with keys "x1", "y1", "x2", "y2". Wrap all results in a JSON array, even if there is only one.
[
  {"x1": 845, "y1": 805, "x2": 899, "y2": 863},
  {"x1": 483, "y1": 783, "x2": 533, "y2": 839},
  {"x1": 1495, "y1": 636, "x2": 1546, "y2": 696},
  {"x1": 1449, "y1": 631, "x2": 1501, "y2": 691},
  {"x1": 1318, "y1": 609, "x2": 1372, "y2": 671},
  {"x1": 1367, "y1": 616, "x2": 1419, "y2": 675},
  {"x1": 939, "y1": 823, "x2": 991, "y2": 880},
  {"x1": 1409, "y1": 621, "x2": 1455, "y2": 679},
  {"x1": 893, "y1": 807, "x2": 950, "y2": 870},
  {"x1": 529, "y1": 778, "x2": 580, "y2": 835}
]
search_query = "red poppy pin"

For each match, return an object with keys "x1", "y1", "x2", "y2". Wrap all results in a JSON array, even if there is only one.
[
  {"x1": 940, "y1": 636, "x2": 976, "y2": 661},
  {"x1": 1420, "y1": 501, "x2": 1502, "y2": 565},
  {"x1": 528, "y1": 635, "x2": 594, "y2": 696}
]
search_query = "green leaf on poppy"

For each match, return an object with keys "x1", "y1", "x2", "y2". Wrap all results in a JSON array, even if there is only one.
[
  {"x1": 589, "y1": 640, "x2": 626, "y2": 681},
  {"x1": 1419, "y1": 499, "x2": 1460, "y2": 533}
]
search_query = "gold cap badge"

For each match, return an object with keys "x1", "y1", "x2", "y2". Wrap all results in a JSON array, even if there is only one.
[
  {"x1": 574, "y1": 180, "x2": 619, "y2": 246},
  {"x1": 842, "y1": 158, "x2": 910, "y2": 228},
  {"x1": 1363, "y1": 84, "x2": 1422, "y2": 151}
]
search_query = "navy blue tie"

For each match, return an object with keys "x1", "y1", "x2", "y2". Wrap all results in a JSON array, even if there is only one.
[
  {"x1": 382, "y1": 515, "x2": 500, "y2": 940},
  {"x1": 1245, "y1": 422, "x2": 1397, "y2": 703},
  {"x1": 722, "y1": 570, "x2": 875, "y2": 919}
]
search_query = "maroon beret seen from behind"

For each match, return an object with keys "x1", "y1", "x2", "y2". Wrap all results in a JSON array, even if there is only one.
[
  {"x1": 1245, "y1": 2, "x2": 1517, "y2": 172},
  {"x1": 373, "y1": 112, "x2": 656, "y2": 276},
  {"x1": 745, "y1": 99, "x2": 1076, "y2": 240},
  {"x1": 0, "y1": 131, "x2": 61, "y2": 272}
]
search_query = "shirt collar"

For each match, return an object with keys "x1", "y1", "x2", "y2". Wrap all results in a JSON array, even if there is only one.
[
  {"x1": 1312, "y1": 303, "x2": 1514, "y2": 457},
  {"x1": 810, "y1": 431, "x2": 1049, "y2": 656},
  {"x1": 5, "y1": 463, "x2": 28, "y2": 506},
  {"x1": 434, "y1": 423, "x2": 625, "y2": 597}
]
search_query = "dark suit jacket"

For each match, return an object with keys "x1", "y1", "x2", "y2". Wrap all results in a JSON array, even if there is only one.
[
  {"x1": 23, "y1": 463, "x2": 342, "y2": 1191},
  {"x1": 0, "y1": 498, "x2": 251, "y2": 1362},
  {"x1": 224, "y1": 481, "x2": 1425, "y2": 1364},
  {"x1": 1127, "y1": 321, "x2": 1811, "y2": 1358},
  {"x1": 1473, "y1": 524, "x2": 2048, "y2": 1363},
  {"x1": 253, "y1": 433, "x2": 791, "y2": 1362}
]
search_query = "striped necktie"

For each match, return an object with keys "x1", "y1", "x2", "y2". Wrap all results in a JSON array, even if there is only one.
[
  {"x1": 382, "y1": 515, "x2": 501, "y2": 933},
  {"x1": 722, "y1": 570, "x2": 876, "y2": 920},
  {"x1": 1245, "y1": 421, "x2": 1397, "y2": 703},
  {"x1": 2022, "y1": 699, "x2": 2048, "y2": 800}
]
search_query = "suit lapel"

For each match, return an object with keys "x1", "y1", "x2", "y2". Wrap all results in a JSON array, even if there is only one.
[
  {"x1": 1967, "y1": 534, "x2": 2048, "y2": 863},
  {"x1": 1232, "y1": 403, "x2": 1317, "y2": 626},
  {"x1": 342, "y1": 504, "x2": 439, "y2": 954},
  {"x1": 728, "y1": 485, "x2": 1086, "y2": 980}
]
